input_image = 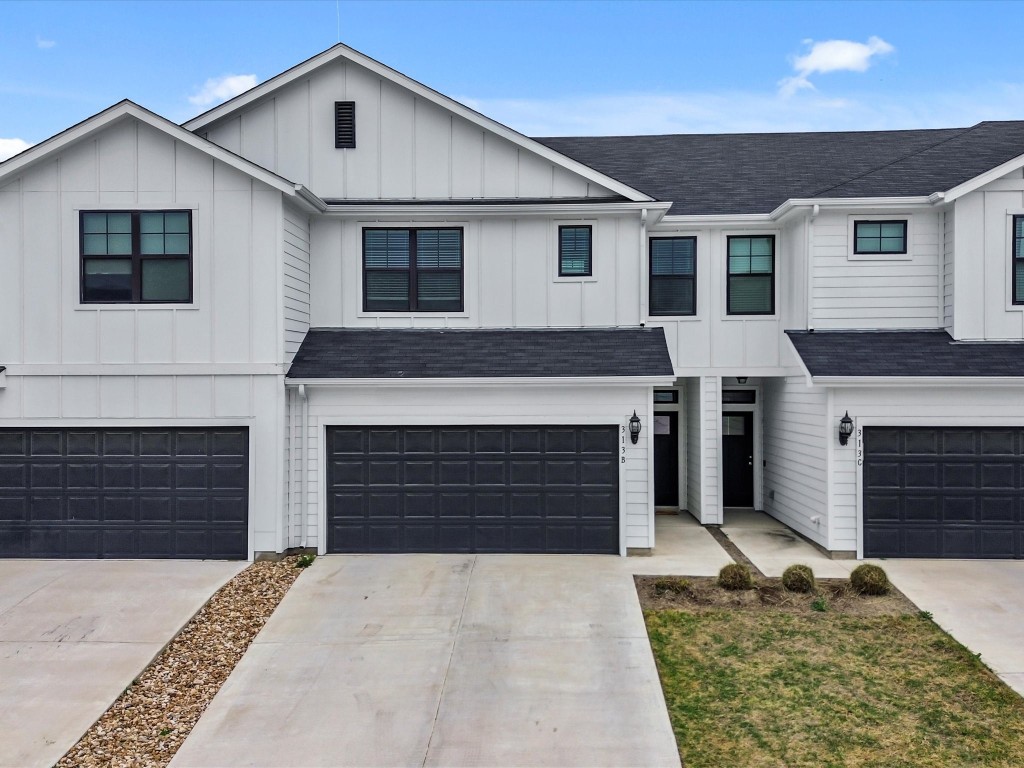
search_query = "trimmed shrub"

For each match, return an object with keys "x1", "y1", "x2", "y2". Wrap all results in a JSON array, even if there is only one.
[
  {"x1": 653, "y1": 577, "x2": 691, "y2": 595},
  {"x1": 718, "y1": 563, "x2": 754, "y2": 591},
  {"x1": 782, "y1": 564, "x2": 816, "y2": 593},
  {"x1": 850, "y1": 563, "x2": 890, "y2": 595}
]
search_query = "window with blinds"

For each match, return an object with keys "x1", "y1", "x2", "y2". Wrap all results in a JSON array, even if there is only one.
[
  {"x1": 558, "y1": 225, "x2": 592, "y2": 276},
  {"x1": 335, "y1": 101, "x2": 356, "y2": 148},
  {"x1": 1014, "y1": 216, "x2": 1024, "y2": 305},
  {"x1": 363, "y1": 228, "x2": 463, "y2": 312},
  {"x1": 649, "y1": 237, "x2": 696, "y2": 316},
  {"x1": 726, "y1": 235, "x2": 774, "y2": 315}
]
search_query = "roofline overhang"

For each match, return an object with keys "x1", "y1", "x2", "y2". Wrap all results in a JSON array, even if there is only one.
[
  {"x1": 319, "y1": 200, "x2": 671, "y2": 219},
  {"x1": 941, "y1": 150, "x2": 1024, "y2": 203},
  {"x1": 285, "y1": 375, "x2": 676, "y2": 387},
  {"x1": 655, "y1": 196, "x2": 941, "y2": 227},
  {"x1": 804, "y1": 376, "x2": 1024, "y2": 388}
]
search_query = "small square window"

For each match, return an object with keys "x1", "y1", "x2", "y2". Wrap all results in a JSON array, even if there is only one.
[
  {"x1": 559, "y1": 225, "x2": 592, "y2": 277},
  {"x1": 854, "y1": 220, "x2": 907, "y2": 255}
]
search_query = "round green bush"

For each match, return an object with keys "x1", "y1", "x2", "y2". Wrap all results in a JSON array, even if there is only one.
[
  {"x1": 850, "y1": 563, "x2": 890, "y2": 595},
  {"x1": 781, "y1": 564, "x2": 816, "y2": 593},
  {"x1": 718, "y1": 563, "x2": 754, "y2": 591}
]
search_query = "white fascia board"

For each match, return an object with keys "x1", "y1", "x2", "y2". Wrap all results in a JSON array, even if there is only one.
[
  {"x1": 323, "y1": 201, "x2": 670, "y2": 218},
  {"x1": 770, "y1": 196, "x2": 935, "y2": 220},
  {"x1": 285, "y1": 376, "x2": 676, "y2": 388},
  {"x1": 809, "y1": 376, "x2": 1024, "y2": 387},
  {"x1": 182, "y1": 44, "x2": 653, "y2": 204},
  {"x1": 654, "y1": 213, "x2": 774, "y2": 228},
  {"x1": 940, "y1": 151, "x2": 1024, "y2": 203},
  {"x1": 0, "y1": 101, "x2": 315, "y2": 204},
  {"x1": 783, "y1": 335, "x2": 817, "y2": 386}
]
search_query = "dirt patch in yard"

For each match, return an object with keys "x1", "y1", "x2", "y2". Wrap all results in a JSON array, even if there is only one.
[
  {"x1": 636, "y1": 575, "x2": 918, "y2": 617},
  {"x1": 57, "y1": 556, "x2": 308, "y2": 768}
]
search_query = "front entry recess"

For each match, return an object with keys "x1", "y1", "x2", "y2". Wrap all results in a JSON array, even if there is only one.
[
  {"x1": 722, "y1": 412, "x2": 754, "y2": 507},
  {"x1": 654, "y1": 412, "x2": 678, "y2": 507}
]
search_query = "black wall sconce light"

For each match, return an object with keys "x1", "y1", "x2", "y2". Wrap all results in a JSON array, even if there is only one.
[
  {"x1": 838, "y1": 411, "x2": 853, "y2": 446},
  {"x1": 736, "y1": 377, "x2": 748, "y2": 384},
  {"x1": 629, "y1": 410, "x2": 642, "y2": 444}
]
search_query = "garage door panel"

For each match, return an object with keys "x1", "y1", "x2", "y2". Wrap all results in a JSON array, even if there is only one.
[
  {"x1": 0, "y1": 465, "x2": 26, "y2": 489},
  {"x1": 905, "y1": 430, "x2": 939, "y2": 455},
  {"x1": 369, "y1": 429, "x2": 400, "y2": 453},
  {"x1": 511, "y1": 430, "x2": 541, "y2": 453},
  {"x1": 864, "y1": 426, "x2": 1024, "y2": 558},
  {"x1": 0, "y1": 428, "x2": 248, "y2": 559},
  {"x1": 474, "y1": 430, "x2": 506, "y2": 453}
]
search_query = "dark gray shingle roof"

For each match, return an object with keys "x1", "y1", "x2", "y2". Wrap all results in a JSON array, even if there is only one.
[
  {"x1": 287, "y1": 327, "x2": 674, "y2": 379},
  {"x1": 786, "y1": 330, "x2": 1024, "y2": 378},
  {"x1": 536, "y1": 121, "x2": 1024, "y2": 216}
]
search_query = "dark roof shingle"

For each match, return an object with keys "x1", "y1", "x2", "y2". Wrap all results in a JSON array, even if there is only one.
[
  {"x1": 287, "y1": 327, "x2": 675, "y2": 379},
  {"x1": 536, "y1": 121, "x2": 1024, "y2": 215},
  {"x1": 786, "y1": 329, "x2": 1024, "y2": 378}
]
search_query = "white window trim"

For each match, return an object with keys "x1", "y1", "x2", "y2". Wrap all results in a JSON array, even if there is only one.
[
  {"x1": 71, "y1": 204, "x2": 202, "y2": 312},
  {"x1": 552, "y1": 219, "x2": 598, "y2": 283},
  {"x1": 847, "y1": 214, "x2": 913, "y2": 262}
]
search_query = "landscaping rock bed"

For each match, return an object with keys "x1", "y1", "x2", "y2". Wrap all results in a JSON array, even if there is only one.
[{"x1": 57, "y1": 556, "x2": 307, "y2": 768}]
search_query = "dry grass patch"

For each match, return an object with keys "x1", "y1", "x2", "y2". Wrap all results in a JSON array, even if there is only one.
[
  {"x1": 641, "y1": 578, "x2": 1024, "y2": 768},
  {"x1": 57, "y1": 556, "x2": 307, "y2": 768}
]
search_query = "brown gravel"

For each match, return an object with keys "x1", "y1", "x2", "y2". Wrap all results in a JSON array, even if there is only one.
[{"x1": 57, "y1": 556, "x2": 307, "y2": 768}]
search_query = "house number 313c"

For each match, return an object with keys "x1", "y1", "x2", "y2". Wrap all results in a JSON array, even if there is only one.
[{"x1": 621, "y1": 425, "x2": 626, "y2": 463}]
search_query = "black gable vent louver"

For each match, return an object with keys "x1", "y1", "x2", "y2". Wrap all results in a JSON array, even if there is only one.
[{"x1": 335, "y1": 101, "x2": 356, "y2": 148}]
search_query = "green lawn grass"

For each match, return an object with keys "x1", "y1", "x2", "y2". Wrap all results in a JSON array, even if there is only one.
[{"x1": 644, "y1": 610, "x2": 1024, "y2": 768}]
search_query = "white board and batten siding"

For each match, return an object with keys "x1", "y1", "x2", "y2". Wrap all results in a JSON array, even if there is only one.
[
  {"x1": 951, "y1": 168, "x2": 1024, "y2": 340},
  {"x1": 200, "y1": 57, "x2": 616, "y2": 202},
  {"x1": 0, "y1": 117, "x2": 291, "y2": 555},
  {"x1": 761, "y1": 377, "x2": 831, "y2": 550},
  {"x1": 809, "y1": 208, "x2": 942, "y2": 330},
  {"x1": 308, "y1": 214, "x2": 643, "y2": 329},
  {"x1": 284, "y1": 385, "x2": 654, "y2": 552}
]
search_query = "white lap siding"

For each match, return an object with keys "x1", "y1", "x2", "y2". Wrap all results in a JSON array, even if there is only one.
[
  {"x1": 286, "y1": 384, "x2": 653, "y2": 553},
  {"x1": 683, "y1": 376, "x2": 721, "y2": 525},
  {"x1": 283, "y1": 204, "x2": 311, "y2": 361}
]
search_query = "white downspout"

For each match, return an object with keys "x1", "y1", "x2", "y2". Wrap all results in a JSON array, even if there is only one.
[
  {"x1": 298, "y1": 384, "x2": 308, "y2": 549},
  {"x1": 285, "y1": 387, "x2": 294, "y2": 550},
  {"x1": 805, "y1": 204, "x2": 819, "y2": 330}
]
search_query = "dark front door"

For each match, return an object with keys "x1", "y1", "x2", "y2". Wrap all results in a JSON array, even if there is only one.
[
  {"x1": 863, "y1": 426, "x2": 1024, "y2": 558},
  {"x1": 0, "y1": 428, "x2": 249, "y2": 559},
  {"x1": 722, "y1": 412, "x2": 754, "y2": 507},
  {"x1": 654, "y1": 412, "x2": 678, "y2": 507},
  {"x1": 325, "y1": 425, "x2": 619, "y2": 554}
]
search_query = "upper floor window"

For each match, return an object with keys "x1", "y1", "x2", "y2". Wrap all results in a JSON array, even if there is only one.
[
  {"x1": 80, "y1": 210, "x2": 192, "y2": 303},
  {"x1": 727, "y1": 235, "x2": 774, "y2": 315},
  {"x1": 1013, "y1": 216, "x2": 1024, "y2": 305},
  {"x1": 854, "y1": 220, "x2": 907, "y2": 255},
  {"x1": 363, "y1": 227, "x2": 463, "y2": 312},
  {"x1": 649, "y1": 237, "x2": 696, "y2": 316},
  {"x1": 559, "y1": 225, "x2": 592, "y2": 276}
]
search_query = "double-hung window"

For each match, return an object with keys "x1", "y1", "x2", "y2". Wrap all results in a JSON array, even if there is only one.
[
  {"x1": 854, "y1": 220, "x2": 907, "y2": 255},
  {"x1": 649, "y1": 237, "x2": 696, "y2": 316},
  {"x1": 1014, "y1": 216, "x2": 1024, "y2": 305},
  {"x1": 80, "y1": 210, "x2": 192, "y2": 303},
  {"x1": 363, "y1": 227, "x2": 464, "y2": 312},
  {"x1": 558, "y1": 225, "x2": 592, "y2": 276},
  {"x1": 726, "y1": 235, "x2": 774, "y2": 315}
]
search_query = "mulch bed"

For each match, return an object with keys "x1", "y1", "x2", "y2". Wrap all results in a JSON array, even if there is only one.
[
  {"x1": 56, "y1": 556, "x2": 308, "y2": 768},
  {"x1": 636, "y1": 575, "x2": 918, "y2": 617}
]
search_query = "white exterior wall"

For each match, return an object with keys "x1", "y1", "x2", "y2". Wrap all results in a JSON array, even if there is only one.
[
  {"x1": 287, "y1": 384, "x2": 654, "y2": 552},
  {"x1": 684, "y1": 377, "x2": 702, "y2": 520},
  {"x1": 951, "y1": 168, "x2": 1024, "y2": 340},
  {"x1": 943, "y1": 209, "x2": 954, "y2": 332},
  {"x1": 762, "y1": 376, "x2": 830, "y2": 549},
  {"x1": 830, "y1": 384, "x2": 1024, "y2": 555},
  {"x1": 309, "y1": 214, "x2": 643, "y2": 328},
  {"x1": 0, "y1": 117, "x2": 290, "y2": 556},
  {"x1": 810, "y1": 208, "x2": 942, "y2": 330},
  {"x1": 201, "y1": 59, "x2": 615, "y2": 201},
  {"x1": 283, "y1": 203, "x2": 311, "y2": 360},
  {"x1": 646, "y1": 224, "x2": 788, "y2": 374}
]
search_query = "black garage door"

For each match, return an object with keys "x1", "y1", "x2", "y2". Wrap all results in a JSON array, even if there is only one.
[
  {"x1": 0, "y1": 428, "x2": 248, "y2": 559},
  {"x1": 326, "y1": 425, "x2": 619, "y2": 554},
  {"x1": 864, "y1": 427, "x2": 1024, "y2": 558}
]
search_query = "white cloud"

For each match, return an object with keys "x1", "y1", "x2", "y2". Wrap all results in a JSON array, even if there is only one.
[
  {"x1": 35, "y1": 36, "x2": 55, "y2": 49},
  {"x1": 0, "y1": 138, "x2": 32, "y2": 162},
  {"x1": 188, "y1": 74, "x2": 258, "y2": 107},
  {"x1": 779, "y1": 36, "x2": 895, "y2": 97}
]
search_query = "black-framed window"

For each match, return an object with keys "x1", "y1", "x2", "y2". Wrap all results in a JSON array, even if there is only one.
[
  {"x1": 654, "y1": 390, "x2": 679, "y2": 404},
  {"x1": 363, "y1": 227, "x2": 463, "y2": 312},
  {"x1": 558, "y1": 225, "x2": 592, "y2": 276},
  {"x1": 727, "y1": 235, "x2": 775, "y2": 315},
  {"x1": 80, "y1": 210, "x2": 192, "y2": 303},
  {"x1": 854, "y1": 220, "x2": 907, "y2": 254},
  {"x1": 650, "y1": 237, "x2": 696, "y2": 316},
  {"x1": 1014, "y1": 216, "x2": 1024, "y2": 305},
  {"x1": 722, "y1": 390, "x2": 756, "y2": 404}
]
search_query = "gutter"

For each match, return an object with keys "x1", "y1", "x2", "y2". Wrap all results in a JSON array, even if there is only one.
[
  {"x1": 284, "y1": 375, "x2": 678, "y2": 387},
  {"x1": 802, "y1": 376, "x2": 1024, "y2": 388},
  {"x1": 317, "y1": 200, "x2": 672, "y2": 219}
]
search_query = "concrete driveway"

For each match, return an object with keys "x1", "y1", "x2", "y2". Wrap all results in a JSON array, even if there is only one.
[
  {"x1": 0, "y1": 559, "x2": 244, "y2": 768},
  {"x1": 170, "y1": 517, "x2": 725, "y2": 768}
]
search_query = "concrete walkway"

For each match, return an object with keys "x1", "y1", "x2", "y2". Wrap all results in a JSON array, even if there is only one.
[
  {"x1": 0, "y1": 559, "x2": 244, "y2": 768},
  {"x1": 172, "y1": 515, "x2": 727, "y2": 767},
  {"x1": 720, "y1": 509, "x2": 1024, "y2": 698}
]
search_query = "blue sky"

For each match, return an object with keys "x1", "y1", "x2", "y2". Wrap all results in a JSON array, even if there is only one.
[{"x1": 2, "y1": 0, "x2": 1024, "y2": 159}]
